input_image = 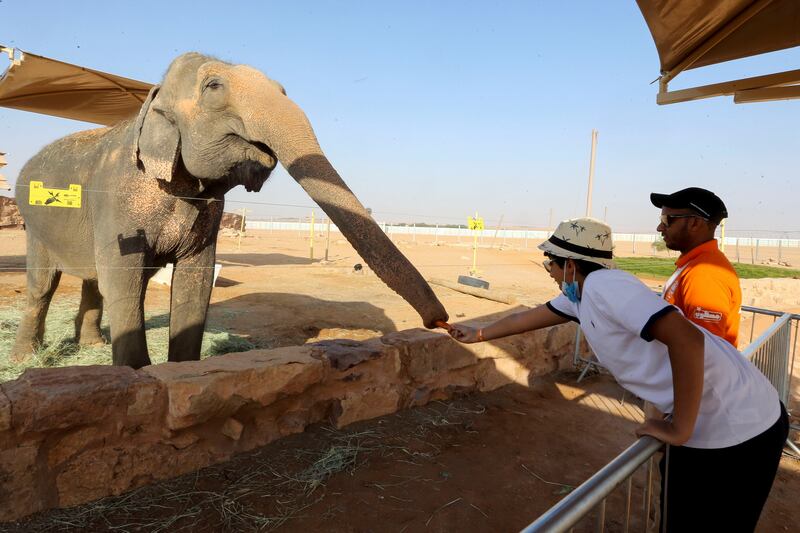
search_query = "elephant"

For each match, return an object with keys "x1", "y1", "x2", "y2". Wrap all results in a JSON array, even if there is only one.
[{"x1": 12, "y1": 52, "x2": 449, "y2": 368}]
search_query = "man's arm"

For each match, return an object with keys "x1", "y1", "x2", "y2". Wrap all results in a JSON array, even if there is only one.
[
  {"x1": 635, "y1": 311, "x2": 705, "y2": 445},
  {"x1": 449, "y1": 304, "x2": 570, "y2": 343}
]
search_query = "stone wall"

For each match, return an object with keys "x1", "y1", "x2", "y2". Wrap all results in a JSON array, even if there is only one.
[
  {"x1": 0, "y1": 323, "x2": 583, "y2": 522},
  {"x1": 0, "y1": 196, "x2": 23, "y2": 229},
  {"x1": 220, "y1": 211, "x2": 244, "y2": 232}
]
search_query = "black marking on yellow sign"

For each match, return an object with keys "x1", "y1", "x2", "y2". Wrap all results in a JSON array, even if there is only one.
[{"x1": 29, "y1": 181, "x2": 82, "y2": 208}]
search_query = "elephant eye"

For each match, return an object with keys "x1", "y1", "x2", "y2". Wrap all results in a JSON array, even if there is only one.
[{"x1": 204, "y1": 79, "x2": 223, "y2": 91}]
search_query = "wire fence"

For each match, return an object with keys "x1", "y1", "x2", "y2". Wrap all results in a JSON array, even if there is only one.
[{"x1": 3, "y1": 181, "x2": 800, "y2": 276}]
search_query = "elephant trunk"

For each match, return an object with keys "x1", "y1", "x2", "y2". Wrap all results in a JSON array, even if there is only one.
[{"x1": 244, "y1": 92, "x2": 449, "y2": 328}]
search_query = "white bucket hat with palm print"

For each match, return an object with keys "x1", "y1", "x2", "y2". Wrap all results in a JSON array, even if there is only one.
[{"x1": 538, "y1": 217, "x2": 615, "y2": 269}]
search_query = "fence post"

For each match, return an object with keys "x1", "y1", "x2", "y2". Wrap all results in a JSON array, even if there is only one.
[
  {"x1": 632, "y1": 233, "x2": 637, "y2": 255},
  {"x1": 309, "y1": 210, "x2": 315, "y2": 261},
  {"x1": 324, "y1": 218, "x2": 331, "y2": 261},
  {"x1": 778, "y1": 239, "x2": 783, "y2": 264},
  {"x1": 237, "y1": 207, "x2": 248, "y2": 250},
  {"x1": 434, "y1": 224, "x2": 439, "y2": 246},
  {"x1": 755, "y1": 239, "x2": 760, "y2": 263},
  {"x1": 735, "y1": 238, "x2": 740, "y2": 263}
]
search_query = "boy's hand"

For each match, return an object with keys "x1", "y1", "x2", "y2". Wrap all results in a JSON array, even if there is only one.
[
  {"x1": 449, "y1": 325, "x2": 480, "y2": 343},
  {"x1": 635, "y1": 418, "x2": 683, "y2": 445}
]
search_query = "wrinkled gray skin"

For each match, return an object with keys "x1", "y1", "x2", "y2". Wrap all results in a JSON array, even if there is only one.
[{"x1": 12, "y1": 53, "x2": 448, "y2": 368}]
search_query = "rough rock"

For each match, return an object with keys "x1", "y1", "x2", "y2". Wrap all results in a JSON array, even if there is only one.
[
  {"x1": 0, "y1": 196, "x2": 23, "y2": 229},
  {"x1": 383, "y1": 329, "x2": 478, "y2": 383},
  {"x1": 221, "y1": 417, "x2": 244, "y2": 440},
  {"x1": 55, "y1": 447, "x2": 126, "y2": 506},
  {"x1": 220, "y1": 211, "x2": 244, "y2": 231},
  {"x1": 0, "y1": 444, "x2": 43, "y2": 521},
  {"x1": 55, "y1": 440, "x2": 228, "y2": 508},
  {"x1": 335, "y1": 386, "x2": 401, "y2": 428},
  {"x1": 3, "y1": 366, "x2": 158, "y2": 433},
  {"x1": 311, "y1": 338, "x2": 385, "y2": 370},
  {"x1": 127, "y1": 377, "x2": 166, "y2": 417},
  {"x1": 143, "y1": 347, "x2": 324, "y2": 429},
  {"x1": 314, "y1": 337, "x2": 402, "y2": 388},
  {"x1": 167, "y1": 431, "x2": 200, "y2": 450}
]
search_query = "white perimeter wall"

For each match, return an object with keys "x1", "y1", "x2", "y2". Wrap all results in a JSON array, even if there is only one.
[{"x1": 247, "y1": 221, "x2": 800, "y2": 248}]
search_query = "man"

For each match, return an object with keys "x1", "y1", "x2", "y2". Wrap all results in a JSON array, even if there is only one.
[{"x1": 651, "y1": 187, "x2": 741, "y2": 347}]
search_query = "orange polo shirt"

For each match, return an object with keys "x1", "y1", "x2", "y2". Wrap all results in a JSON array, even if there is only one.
[{"x1": 662, "y1": 239, "x2": 741, "y2": 347}]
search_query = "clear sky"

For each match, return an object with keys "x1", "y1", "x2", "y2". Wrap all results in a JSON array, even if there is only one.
[{"x1": 1, "y1": 1, "x2": 798, "y2": 237}]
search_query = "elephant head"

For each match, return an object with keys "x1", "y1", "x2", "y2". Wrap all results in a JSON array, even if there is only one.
[{"x1": 133, "y1": 53, "x2": 448, "y2": 328}]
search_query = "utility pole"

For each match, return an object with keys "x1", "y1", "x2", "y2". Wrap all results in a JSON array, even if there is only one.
[
  {"x1": 492, "y1": 214, "x2": 504, "y2": 249},
  {"x1": 585, "y1": 129, "x2": 598, "y2": 217},
  {"x1": 0, "y1": 152, "x2": 9, "y2": 191}
]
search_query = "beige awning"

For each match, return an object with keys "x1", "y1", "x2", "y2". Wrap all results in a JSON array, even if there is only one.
[
  {"x1": 636, "y1": 0, "x2": 800, "y2": 104},
  {"x1": 0, "y1": 46, "x2": 153, "y2": 125}
]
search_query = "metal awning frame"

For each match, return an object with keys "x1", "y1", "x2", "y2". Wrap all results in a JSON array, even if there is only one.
[
  {"x1": 0, "y1": 45, "x2": 21, "y2": 66},
  {"x1": 656, "y1": 0, "x2": 800, "y2": 105}
]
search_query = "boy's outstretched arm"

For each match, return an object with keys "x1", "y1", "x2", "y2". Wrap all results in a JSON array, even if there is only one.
[{"x1": 449, "y1": 305, "x2": 569, "y2": 343}]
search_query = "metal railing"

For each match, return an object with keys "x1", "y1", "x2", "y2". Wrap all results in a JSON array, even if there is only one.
[
  {"x1": 741, "y1": 305, "x2": 799, "y2": 407},
  {"x1": 520, "y1": 436, "x2": 663, "y2": 533},
  {"x1": 523, "y1": 305, "x2": 799, "y2": 533}
]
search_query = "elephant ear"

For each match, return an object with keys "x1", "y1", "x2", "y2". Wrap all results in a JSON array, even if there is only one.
[{"x1": 134, "y1": 85, "x2": 181, "y2": 182}]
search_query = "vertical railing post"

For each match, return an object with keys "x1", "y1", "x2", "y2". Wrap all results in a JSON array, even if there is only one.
[
  {"x1": 595, "y1": 499, "x2": 606, "y2": 533},
  {"x1": 623, "y1": 477, "x2": 632, "y2": 533}
]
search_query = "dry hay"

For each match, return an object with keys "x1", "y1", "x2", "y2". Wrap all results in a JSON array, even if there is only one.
[{"x1": 0, "y1": 298, "x2": 255, "y2": 382}]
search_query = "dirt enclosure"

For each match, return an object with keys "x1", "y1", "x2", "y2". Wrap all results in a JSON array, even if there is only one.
[{"x1": 0, "y1": 228, "x2": 798, "y2": 531}]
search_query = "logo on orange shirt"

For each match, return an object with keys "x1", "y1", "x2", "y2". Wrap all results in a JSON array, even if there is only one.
[{"x1": 693, "y1": 307, "x2": 722, "y2": 322}]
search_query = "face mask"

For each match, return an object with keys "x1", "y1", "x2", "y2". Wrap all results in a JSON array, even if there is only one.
[{"x1": 561, "y1": 263, "x2": 581, "y2": 303}]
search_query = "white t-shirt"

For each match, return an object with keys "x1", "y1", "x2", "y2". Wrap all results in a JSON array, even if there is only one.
[{"x1": 547, "y1": 269, "x2": 779, "y2": 449}]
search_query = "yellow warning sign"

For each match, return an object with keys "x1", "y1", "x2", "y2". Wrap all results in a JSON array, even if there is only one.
[
  {"x1": 28, "y1": 181, "x2": 82, "y2": 208},
  {"x1": 468, "y1": 216, "x2": 484, "y2": 230}
]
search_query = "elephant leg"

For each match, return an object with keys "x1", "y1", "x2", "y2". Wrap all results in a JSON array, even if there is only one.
[
  {"x1": 99, "y1": 269, "x2": 151, "y2": 368},
  {"x1": 75, "y1": 279, "x2": 105, "y2": 345},
  {"x1": 168, "y1": 244, "x2": 216, "y2": 362},
  {"x1": 11, "y1": 237, "x2": 62, "y2": 361}
]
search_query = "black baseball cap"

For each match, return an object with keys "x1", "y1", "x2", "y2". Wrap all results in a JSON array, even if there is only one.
[{"x1": 650, "y1": 187, "x2": 728, "y2": 220}]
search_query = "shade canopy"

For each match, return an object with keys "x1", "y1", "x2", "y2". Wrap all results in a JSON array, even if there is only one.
[
  {"x1": 636, "y1": 0, "x2": 800, "y2": 104},
  {"x1": 0, "y1": 46, "x2": 153, "y2": 125}
]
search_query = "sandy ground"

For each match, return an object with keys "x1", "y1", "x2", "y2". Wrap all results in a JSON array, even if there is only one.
[{"x1": 0, "y1": 228, "x2": 798, "y2": 531}]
